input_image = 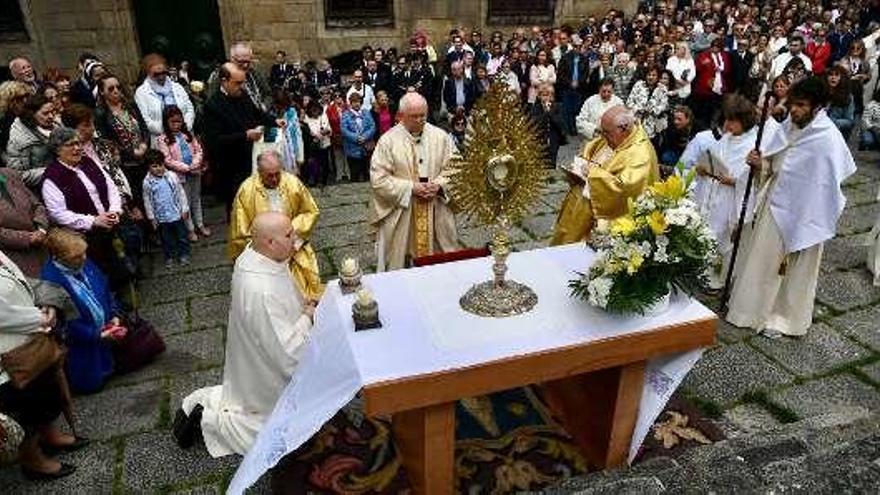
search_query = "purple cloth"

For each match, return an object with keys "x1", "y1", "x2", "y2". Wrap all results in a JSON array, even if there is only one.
[{"x1": 43, "y1": 157, "x2": 110, "y2": 216}]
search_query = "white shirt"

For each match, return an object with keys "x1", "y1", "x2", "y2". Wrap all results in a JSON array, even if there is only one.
[
  {"x1": 42, "y1": 160, "x2": 122, "y2": 231},
  {"x1": 346, "y1": 84, "x2": 375, "y2": 111}
]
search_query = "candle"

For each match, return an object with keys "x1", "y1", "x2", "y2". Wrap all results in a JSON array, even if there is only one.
[
  {"x1": 356, "y1": 288, "x2": 372, "y2": 306},
  {"x1": 341, "y1": 257, "x2": 358, "y2": 276}
]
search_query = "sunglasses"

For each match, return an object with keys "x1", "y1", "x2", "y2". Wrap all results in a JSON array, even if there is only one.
[{"x1": 152, "y1": 71, "x2": 169, "y2": 78}]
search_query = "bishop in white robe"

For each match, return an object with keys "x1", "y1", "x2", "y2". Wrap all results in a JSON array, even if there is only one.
[
  {"x1": 177, "y1": 212, "x2": 315, "y2": 457},
  {"x1": 727, "y1": 85, "x2": 855, "y2": 337},
  {"x1": 369, "y1": 93, "x2": 460, "y2": 271}
]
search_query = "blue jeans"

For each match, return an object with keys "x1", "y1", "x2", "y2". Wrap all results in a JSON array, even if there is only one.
[
  {"x1": 560, "y1": 88, "x2": 584, "y2": 135},
  {"x1": 860, "y1": 129, "x2": 880, "y2": 150},
  {"x1": 158, "y1": 219, "x2": 191, "y2": 261}
]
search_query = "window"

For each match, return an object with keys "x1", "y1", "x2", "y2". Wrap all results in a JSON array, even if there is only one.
[
  {"x1": 0, "y1": 1, "x2": 29, "y2": 42},
  {"x1": 487, "y1": 0, "x2": 555, "y2": 25},
  {"x1": 325, "y1": 0, "x2": 393, "y2": 29}
]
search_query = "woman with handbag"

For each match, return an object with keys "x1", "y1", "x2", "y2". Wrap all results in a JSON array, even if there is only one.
[
  {"x1": 1, "y1": 250, "x2": 86, "y2": 480},
  {"x1": 40, "y1": 228, "x2": 127, "y2": 394}
]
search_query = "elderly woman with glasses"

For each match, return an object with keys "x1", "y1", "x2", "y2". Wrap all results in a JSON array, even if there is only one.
[
  {"x1": 134, "y1": 53, "x2": 195, "y2": 146},
  {"x1": 40, "y1": 127, "x2": 128, "y2": 290}
]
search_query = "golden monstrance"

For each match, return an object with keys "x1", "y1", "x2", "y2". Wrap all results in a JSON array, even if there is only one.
[{"x1": 449, "y1": 83, "x2": 548, "y2": 317}]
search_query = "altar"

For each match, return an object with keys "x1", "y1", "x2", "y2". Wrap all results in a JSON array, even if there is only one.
[{"x1": 228, "y1": 243, "x2": 717, "y2": 494}]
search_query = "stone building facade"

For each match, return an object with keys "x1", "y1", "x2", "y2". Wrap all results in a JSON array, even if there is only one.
[{"x1": 0, "y1": 0, "x2": 636, "y2": 83}]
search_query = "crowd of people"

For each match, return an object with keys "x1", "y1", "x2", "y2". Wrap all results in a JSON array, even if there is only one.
[{"x1": 2, "y1": 0, "x2": 880, "y2": 482}]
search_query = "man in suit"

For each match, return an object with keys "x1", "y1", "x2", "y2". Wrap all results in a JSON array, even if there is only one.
[
  {"x1": 442, "y1": 61, "x2": 477, "y2": 115},
  {"x1": 202, "y1": 63, "x2": 281, "y2": 214},
  {"x1": 729, "y1": 37, "x2": 754, "y2": 94},
  {"x1": 269, "y1": 50, "x2": 291, "y2": 89},
  {"x1": 556, "y1": 37, "x2": 591, "y2": 135},
  {"x1": 510, "y1": 46, "x2": 532, "y2": 103},
  {"x1": 364, "y1": 59, "x2": 391, "y2": 96}
]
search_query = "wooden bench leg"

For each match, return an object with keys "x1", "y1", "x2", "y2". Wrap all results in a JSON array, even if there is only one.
[
  {"x1": 540, "y1": 360, "x2": 646, "y2": 470},
  {"x1": 391, "y1": 401, "x2": 456, "y2": 495}
]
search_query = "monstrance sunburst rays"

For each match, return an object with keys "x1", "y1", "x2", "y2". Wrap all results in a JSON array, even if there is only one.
[{"x1": 448, "y1": 82, "x2": 548, "y2": 317}]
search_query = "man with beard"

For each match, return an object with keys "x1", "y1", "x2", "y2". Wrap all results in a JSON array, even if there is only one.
[{"x1": 727, "y1": 77, "x2": 855, "y2": 338}]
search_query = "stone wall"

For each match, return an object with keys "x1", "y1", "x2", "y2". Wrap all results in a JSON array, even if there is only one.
[
  {"x1": 0, "y1": 0, "x2": 141, "y2": 82},
  {"x1": 221, "y1": 0, "x2": 638, "y2": 65},
  {"x1": 0, "y1": 0, "x2": 636, "y2": 84}
]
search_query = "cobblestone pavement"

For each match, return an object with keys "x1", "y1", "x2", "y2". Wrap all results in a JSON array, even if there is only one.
[{"x1": 1, "y1": 139, "x2": 878, "y2": 494}]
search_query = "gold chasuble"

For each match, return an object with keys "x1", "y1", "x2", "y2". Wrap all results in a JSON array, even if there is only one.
[
  {"x1": 228, "y1": 172, "x2": 323, "y2": 300},
  {"x1": 551, "y1": 123, "x2": 659, "y2": 245}
]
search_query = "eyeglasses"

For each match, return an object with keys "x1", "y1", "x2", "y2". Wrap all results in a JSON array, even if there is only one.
[
  {"x1": 105, "y1": 84, "x2": 121, "y2": 92},
  {"x1": 62, "y1": 140, "x2": 83, "y2": 148}
]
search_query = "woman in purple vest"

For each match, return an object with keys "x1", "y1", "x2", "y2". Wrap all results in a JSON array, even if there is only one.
[{"x1": 40, "y1": 127, "x2": 126, "y2": 290}]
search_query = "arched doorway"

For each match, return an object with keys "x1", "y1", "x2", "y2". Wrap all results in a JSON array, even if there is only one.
[{"x1": 132, "y1": 0, "x2": 225, "y2": 82}]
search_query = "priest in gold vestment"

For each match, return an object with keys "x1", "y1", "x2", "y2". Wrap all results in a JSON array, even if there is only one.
[
  {"x1": 228, "y1": 150, "x2": 323, "y2": 300},
  {"x1": 369, "y1": 93, "x2": 460, "y2": 271},
  {"x1": 551, "y1": 106, "x2": 659, "y2": 245}
]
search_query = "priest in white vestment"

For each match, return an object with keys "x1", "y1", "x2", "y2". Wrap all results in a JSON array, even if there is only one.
[
  {"x1": 575, "y1": 78, "x2": 623, "y2": 139},
  {"x1": 175, "y1": 212, "x2": 316, "y2": 456},
  {"x1": 727, "y1": 78, "x2": 856, "y2": 338},
  {"x1": 369, "y1": 93, "x2": 460, "y2": 271},
  {"x1": 691, "y1": 94, "x2": 759, "y2": 289}
]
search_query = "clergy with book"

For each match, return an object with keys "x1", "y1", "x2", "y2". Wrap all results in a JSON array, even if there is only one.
[{"x1": 551, "y1": 105, "x2": 659, "y2": 245}]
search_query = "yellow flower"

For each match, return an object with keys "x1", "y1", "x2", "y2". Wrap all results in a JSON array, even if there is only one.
[
  {"x1": 611, "y1": 216, "x2": 638, "y2": 236},
  {"x1": 648, "y1": 210, "x2": 668, "y2": 235},
  {"x1": 626, "y1": 252, "x2": 644, "y2": 274},
  {"x1": 650, "y1": 175, "x2": 686, "y2": 201}
]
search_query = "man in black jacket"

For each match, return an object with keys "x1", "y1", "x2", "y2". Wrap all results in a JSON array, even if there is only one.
[
  {"x1": 442, "y1": 61, "x2": 477, "y2": 115},
  {"x1": 729, "y1": 38, "x2": 754, "y2": 95},
  {"x1": 202, "y1": 63, "x2": 281, "y2": 214},
  {"x1": 556, "y1": 39, "x2": 591, "y2": 135},
  {"x1": 510, "y1": 47, "x2": 532, "y2": 103},
  {"x1": 364, "y1": 59, "x2": 392, "y2": 96},
  {"x1": 269, "y1": 50, "x2": 292, "y2": 89}
]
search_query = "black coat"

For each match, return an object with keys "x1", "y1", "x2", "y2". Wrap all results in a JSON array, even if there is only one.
[
  {"x1": 511, "y1": 61, "x2": 532, "y2": 99},
  {"x1": 529, "y1": 102, "x2": 567, "y2": 165},
  {"x1": 93, "y1": 102, "x2": 150, "y2": 164},
  {"x1": 442, "y1": 77, "x2": 477, "y2": 114},
  {"x1": 269, "y1": 63, "x2": 292, "y2": 88},
  {"x1": 70, "y1": 78, "x2": 97, "y2": 108},
  {"x1": 729, "y1": 50, "x2": 754, "y2": 94},
  {"x1": 201, "y1": 92, "x2": 276, "y2": 203},
  {"x1": 364, "y1": 70, "x2": 392, "y2": 95},
  {"x1": 556, "y1": 52, "x2": 591, "y2": 96}
]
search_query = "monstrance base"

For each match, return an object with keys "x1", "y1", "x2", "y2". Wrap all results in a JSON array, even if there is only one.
[{"x1": 459, "y1": 280, "x2": 538, "y2": 317}]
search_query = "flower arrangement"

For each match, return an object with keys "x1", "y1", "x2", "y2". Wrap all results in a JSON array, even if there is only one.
[{"x1": 568, "y1": 171, "x2": 718, "y2": 315}]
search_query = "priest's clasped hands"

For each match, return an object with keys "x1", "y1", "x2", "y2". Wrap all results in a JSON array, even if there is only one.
[{"x1": 412, "y1": 181, "x2": 442, "y2": 200}]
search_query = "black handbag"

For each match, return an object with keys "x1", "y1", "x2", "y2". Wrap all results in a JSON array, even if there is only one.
[{"x1": 112, "y1": 314, "x2": 166, "y2": 374}]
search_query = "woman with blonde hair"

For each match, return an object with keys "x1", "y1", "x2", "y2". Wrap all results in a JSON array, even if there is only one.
[
  {"x1": 40, "y1": 228, "x2": 125, "y2": 394},
  {"x1": 666, "y1": 42, "x2": 695, "y2": 102},
  {"x1": 0, "y1": 80, "x2": 33, "y2": 153}
]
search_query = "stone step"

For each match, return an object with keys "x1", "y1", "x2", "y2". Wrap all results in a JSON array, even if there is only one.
[{"x1": 541, "y1": 408, "x2": 880, "y2": 494}]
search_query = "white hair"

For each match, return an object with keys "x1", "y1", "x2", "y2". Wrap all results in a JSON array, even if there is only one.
[
  {"x1": 229, "y1": 42, "x2": 253, "y2": 58},
  {"x1": 398, "y1": 92, "x2": 427, "y2": 114},
  {"x1": 256, "y1": 150, "x2": 283, "y2": 169}
]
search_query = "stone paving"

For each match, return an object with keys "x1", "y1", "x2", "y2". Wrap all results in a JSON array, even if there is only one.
[{"x1": 1, "y1": 139, "x2": 878, "y2": 493}]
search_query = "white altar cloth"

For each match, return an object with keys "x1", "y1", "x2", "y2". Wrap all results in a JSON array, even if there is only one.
[{"x1": 229, "y1": 244, "x2": 714, "y2": 494}]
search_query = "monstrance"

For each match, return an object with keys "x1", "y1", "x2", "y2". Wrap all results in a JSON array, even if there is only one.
[{"x1": 449, "y1": 83, "x2": 548, "y2": 317}]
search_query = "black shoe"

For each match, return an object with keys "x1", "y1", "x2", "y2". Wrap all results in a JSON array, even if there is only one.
[
  {"x1": 172, "y1": 405, "x2": 203, "y2": 449},
  {"x1": 21, "y1": 462, "x2": 76, "y2": 481},
  {"x1": 40, "y1": 436, "x2": 90, "y2": 456}
]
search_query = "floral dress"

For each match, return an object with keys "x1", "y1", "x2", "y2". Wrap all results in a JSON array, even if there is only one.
[{"x1": 627, "y1": 80, "x2": 669, "y2": 139}]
